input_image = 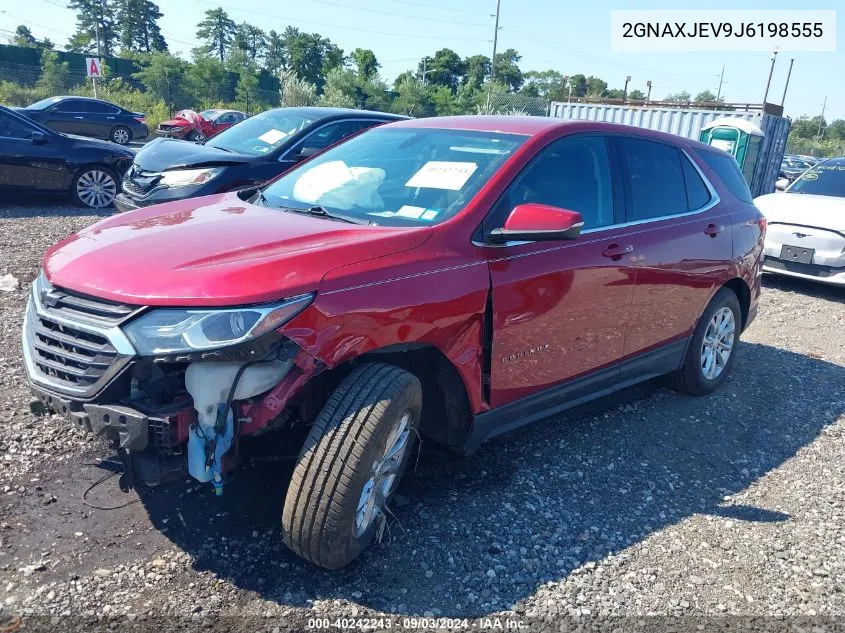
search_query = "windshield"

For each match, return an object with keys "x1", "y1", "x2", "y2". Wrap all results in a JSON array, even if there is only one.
[
  {"x1": 257, "y1": 127, "x2": 527, "y2": 226},
  {"x1": 788, "y1": 162, "x2": 845, "y2": 198},
  {"x1": 200, "y1": 109, "x2": 219, "y2": 120},
  {"x1": 206, "y1": 110, "x2": 315, "y2": 156},
  {"x1": 27, "y1": 97, "x2": 63, "y2": 110}
]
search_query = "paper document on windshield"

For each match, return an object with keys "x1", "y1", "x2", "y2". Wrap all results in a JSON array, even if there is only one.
[
  {"x1": 258, "y1": 129, "x2": 287, "y2": 145},
  {"x1": 405, "y1": 161, "x2": 477, "y2": 190}
]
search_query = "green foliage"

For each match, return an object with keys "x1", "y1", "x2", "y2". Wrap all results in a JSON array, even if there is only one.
[
  {"x1": 665, "y1": 91, "x2": 692, "y2": 103},
  {"x1": 463, "y1": 54, "x2": 490, "y2": 91},
  {"x1": 67, "y1": 0, "x2": 120, "y2": 57},
  {"x1": 13, "y1": 26, "x2": 51, "y2": 50},
  {"x1": 280, "y1": 27, "x2": 343, "y2": 92},
  {"x1": 586, "y1": 76, "x2": 607, "y2": 97},
  {"x1": 319, "y1": 67, "x2": 357, "y2": 108},
  {"x1": 117, "y1": 0, "x2": 167, "y2": 53},
  {"x1": 36, "y1": 51, "x2": 73, "y2": 95},
  {"x1": 628, "y1": 89, "x2": 646, "y2": 101},
  {"x1": 234, "y1": 23, "x2": 267, "y2": 62},
  {"x1": 350, "y1": 48, "x2": 379, "y2": 81},
  {"x1": 133, "y1": 51, "x2": 187, "y2": 108},
  {"x1": 492, "y1": 49, "x2": 523, "y2": 92},
  {"x1": 195, "y1": 8, "x2": 237, "y2": 63},
  {"x1": 392, "y1": 76, "x2": 432, "y2": 117},
  {"x1": 694, "y1": 90, "x2": 719, "y2": 102},
  {"x1": 419, "y1": 48, "x2": 465, "y2": 92},
  {"x1": 279, "y1": 70, "x2": 317, "y2": 107}
]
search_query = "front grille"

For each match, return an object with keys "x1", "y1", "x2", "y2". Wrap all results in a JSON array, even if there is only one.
[
  {"x1": 122, "y1": 177, "x2": 146, "y2": 197},
  {"x1": 122, "y1": 166, "x2": 161, "y2": 198},
  {"x1": 24, "y1": 276, "x2": 140, "y2": 397},
  {"x1": 29, "y1": 317, "x2": 118, "y2": 390}
]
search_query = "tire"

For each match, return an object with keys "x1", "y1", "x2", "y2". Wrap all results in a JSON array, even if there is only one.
[
  {"x1": 110, "y1": 126, "x2": 131, "y2": 145},
  {"x1": 187, "y1": 131, "x2": 205, "y2": 142},
  {"x1": 282, "y1": 362, "x2": 422, "y2": 569},
  {"x1": 71, "y1": 166, "x2": 118, "y2": 209},
  {"x1": 667, "y1": 287, "x2": 742, "y2": 396}
]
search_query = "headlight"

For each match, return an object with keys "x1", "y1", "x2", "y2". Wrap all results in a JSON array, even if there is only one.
[
  {"x1": 123, "y1": 294, "x2": 314, "y2": 356},
  {"x1": 159, "y1": 168, "x2": 223, "y2": 188}
]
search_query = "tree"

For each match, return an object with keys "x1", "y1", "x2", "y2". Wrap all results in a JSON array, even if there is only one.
[
  {"x1": 13, "y1": 25, "x2": 37, "y2": 47},
  {"x1": 694, "y1": 90, "x2": 719, "y2": 102},
  {"x1": 492, "y1": 48, "x2": 523, "y2": 92},
  {"x1": 521, "y1": 70, "x2": 565, "y2": 99},
  {"x1": 279, "y1": 69, "x2": 317, "y2": 107},
  {"x1": 350, "y1": 48, "x2": 379, "y2": 81},
  {"x1": 280, "y1": 27, "x2": 343, "y2": 92},
  {"x1": 826, "y1": 119, "x2": 845, "y2": 141},
  {"x1": 418, "y1": 48, "x2": 465, "y2": 92},
  {"x1": 116, "y1": 0, "x2": 167, "y2": 53},
  {"x1": 36, "y1": 50, "x2": 71, "y2": 94},
  {"x1": 196, "y1": 8, "x2": 236, "y2": 63},
  {"x1": 586, "y1": 75, "x2": 607, "y2": 97},
  {"x1": 463, "y1": 54, "x2": 490, "y2": 91},
  {"x1": 603, "y1": 88, "x2": 625, "y2": 99},
  {"x1": 665, "y1": 91, "x2": 691, "y2": 103},
  {"x1": 790, "y1": 116, "x2": 821, "y2": 139},
  {"x1": 264, "y1": 30, "x2": 286, "y2": 74},
  {"x1": 234, "y1": 23, "x2": 267, "y2": 62},
  {"x1": 393, "y1": 76, "x2": 432, "y2": 116},
  {"x1": 67, "y1": 0, "x2": 119, "y2": 57},
  {"x1": 319, "y1": 67, "x2": 358, "y2": 108},
  {"x1": 568, "y1": 74, "x2": 588, "y2": 98},
  {"x1": 134, "y1": 51, "x2": 187, "y2": 108},
  {"x1": 235, "y1": 65, "x2": 260, "y2": 113},
  {"x1": 185, "y1": 53, "x2": 227, "y2": 104},
  {"x1": 628, "y1": 89, "x2": 646, "y2": 101}
]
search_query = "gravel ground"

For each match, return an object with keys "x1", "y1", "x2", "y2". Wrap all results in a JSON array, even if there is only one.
[{"x1": 1, "y1": 202, "x2": 844, "y2": 631}]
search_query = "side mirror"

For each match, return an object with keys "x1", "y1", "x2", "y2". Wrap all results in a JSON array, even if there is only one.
[
  {"x1": 488, "y1": 203, "x2": 584, "y2": 244},
  {"x1": 30, "y1": 131, "x2": 47, "y2": 145},
  {"x1": 296, "y1": 146, "x2": 320, "y2": 161},
  {"x1": 775, "y1": 178, "x2": 789, "y2": 192}
]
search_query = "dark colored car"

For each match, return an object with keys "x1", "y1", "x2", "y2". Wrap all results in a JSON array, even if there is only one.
[
  {"x1": 13, "y1": 96, "x2": 148, "y2": 145},
  {"x1": 0, "y1": 105, "x2": 134, "y2": 208},
  {"x1": 113, "y1": 107, "x2": 406, "y2": 213},
  {"x1": 157, "y1": 109, "x2": 246, "y2": 141},
  {"x1": 24, "y1": 117, "x2": 764, "y2": 570}
]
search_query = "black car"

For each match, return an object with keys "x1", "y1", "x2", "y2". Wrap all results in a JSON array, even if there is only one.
[
  {"x1": 13, "y1": 96, "x2": 148, "y2": 145},
  {"x1": 114, "y1": 107, "x2": 406, "y2": 213},
  {"x1": 0, "y1": 105, "x2": 135, "y2": 208}
]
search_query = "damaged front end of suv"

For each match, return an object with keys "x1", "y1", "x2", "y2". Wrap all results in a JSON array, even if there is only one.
[{"x1": 23, "y1": 271, "x2": 320, "y2": 493}]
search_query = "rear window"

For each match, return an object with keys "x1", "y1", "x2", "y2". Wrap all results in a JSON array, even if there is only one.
[
  {"x1": 617, "y1": 137, "x2": 688, "y2": 222},
  {"x1": 697, "y1": 149, "x2": 753, "y2": 203}
]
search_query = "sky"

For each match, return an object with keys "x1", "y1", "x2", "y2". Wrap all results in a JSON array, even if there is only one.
[{"x1": 0, "y1": 0, "x2": 842, "y2": 121}]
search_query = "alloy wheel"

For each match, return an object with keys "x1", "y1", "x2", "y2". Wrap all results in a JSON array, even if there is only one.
[
  {"x1": 112, "y1": 128, "x2": 130, "y2": 144},
  {"x1": 354, "y1": 411, "x2": 411, "y2": 537},
  {"x1": 76, "y1": 170, "x2": 117, "y2": 208},
  {"x1": 700, "y1": 306, "x2": 736, "y2": 380}
]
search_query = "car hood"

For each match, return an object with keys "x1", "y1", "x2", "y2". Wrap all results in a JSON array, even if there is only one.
[
  {"x1": 133, "y1": 137, "x2": 251, "y2": 171},
  {"x1": 64, "y1": 133, "x2": 136, "y2": 155},
  {"x1": 42, "y1": 194, "x2": 432, "y2": 307},
  {"x1": 754, "y1": 192, "x2": 845, "y2": 232}
]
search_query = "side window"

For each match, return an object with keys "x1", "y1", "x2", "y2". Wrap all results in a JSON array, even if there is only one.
[
  {"x1": 618, "y1": 137, "x2": 688, "y2": 222},
  {"x1": 216, "y1": 113, "x2": 237, "y2": 124},
  {"x1": 681, "y1": 154, "x2": 712, "y2": 210},
  {"x1": 489, "y1": 135, "x2": 615, "y2": 231},
  {"x1": 300, "y1": 120, "x2": 369, "y2": 152},
  {"x1": 52, "y1": 100, "x2": 85, "y2": 113},
  {"x1": 696, "y1": 149, "x2": 754, "y2": 203},
  {"x1": 85, "y1": 101, "x2": 119, "y2": 114},
  {"x1": 0, "y1": 112, "x2": 37, "y2": 139}
]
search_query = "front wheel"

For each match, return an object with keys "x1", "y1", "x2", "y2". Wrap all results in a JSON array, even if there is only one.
[
  {"x1": 71, "y1": 166, "x2": 118, "y2": 208},
  {"x1": 282, "y1": 363, "x2": 422, "y2": 569},
  {"x1": 667, "y1": 287, "x2": 742, "y2": 396},
  {"x1": 187, "y1": 131, "x2": 205, "y2": 142}
]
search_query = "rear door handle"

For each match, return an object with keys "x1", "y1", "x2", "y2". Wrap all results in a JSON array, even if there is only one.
[
  {"x1": 602, "y1": 244, "x2": 634, "y2": 260},
  {"x1": 73, "y1": 116, "x2": 83, "y2": 120},
  {"x1": 704, "y1": 223, "x2": 725, "y2": 237}
]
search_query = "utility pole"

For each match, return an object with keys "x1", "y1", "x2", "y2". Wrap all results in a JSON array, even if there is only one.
[
  {"x1": 646, "y1": 80, "x2": 652, "y2": 103},
  {"x1": 421, "y1": 58, "x2": 427, "y2": 87},
  {"x1": 762, "y1": 49, "x2": 777, "y2": 104},
  {"x1": 93, "y1": 21, "x2": 101, "y2": 98},
  {"x1": 716, "y1": 65, "x2": 724, "y2": 101},
  {"x1": 623, "y1": 75, "x2": 631, "y2": 102},
  {"x1": 780, "y1": 58, "x2": 794, "y2": 107},
  {"x1": 489, "y1": 0, "x2": 501, "y2": 84},
  {"x1": 817, "y1": 96, "x2": 827, "y2": 138}
]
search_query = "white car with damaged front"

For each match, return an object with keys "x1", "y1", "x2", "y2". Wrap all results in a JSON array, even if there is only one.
[{"x1": 754, "y1": 157, "x2": 845, "y2": 287}]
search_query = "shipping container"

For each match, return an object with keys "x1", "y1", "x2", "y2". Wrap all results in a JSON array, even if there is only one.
[{"x1": 549, "y1": 102, "x2": 791, "y2": 197}]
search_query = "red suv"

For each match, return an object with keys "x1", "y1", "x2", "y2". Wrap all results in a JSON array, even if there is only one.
[{"x1": 23, "y1": 117, "x2": 764, "y2": 569}]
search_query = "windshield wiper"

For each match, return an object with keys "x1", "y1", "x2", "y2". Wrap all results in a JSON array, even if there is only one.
[{"x1": 283, "y1": 205, "x2": 363, "y2": 225}]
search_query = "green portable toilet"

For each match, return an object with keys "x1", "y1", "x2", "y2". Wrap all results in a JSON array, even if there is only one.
[{"x1": 699, "y1": 117, "x2": 765, "y2": 185}]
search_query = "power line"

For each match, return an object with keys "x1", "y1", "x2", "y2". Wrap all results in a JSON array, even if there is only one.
[
  {"x1": 292, "y1": 0, "x2": 491, "y2": 28},
  {"x1": 388, "y1": 0, "x2": 487, "y2": 17},
  {"x1": 193, "y1": 0, "x2": 491, "y2": 42}
]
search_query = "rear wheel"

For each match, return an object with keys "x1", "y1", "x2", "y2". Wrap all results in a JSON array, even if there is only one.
[
  {"x1": 282, "y1": 363, "x2": 421, "y2": 569},
  {"x1": 667, "y1": 287, "x2": 741, "y2": 396},
  {"x1": 71, "y1": 166, "x2": 118, "y2": 208},
  {"x1": 188, "y1": 131, "x2": 205, "y2": 142},
  {"x1": 110, "y1": 126, "x2": 131, "y2": 145}
]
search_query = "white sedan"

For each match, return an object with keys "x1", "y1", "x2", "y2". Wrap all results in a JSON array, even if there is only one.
[{"x1": 754, "y1": 157, "x2": 845, "y2": 287}]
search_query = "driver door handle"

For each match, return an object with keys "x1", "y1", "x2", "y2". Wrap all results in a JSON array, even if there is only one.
[
  {"x1": 602, "y1": 243, "x2": 634, "y2": 260},
  {"x1": 73, "y1": 116, "x2": 84, "y2": 119}
]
